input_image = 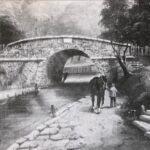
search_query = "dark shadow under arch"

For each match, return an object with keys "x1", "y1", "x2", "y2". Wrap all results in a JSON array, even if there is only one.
[{"x1": 47, "y1": 49, "x2": 90, "y2": 84}]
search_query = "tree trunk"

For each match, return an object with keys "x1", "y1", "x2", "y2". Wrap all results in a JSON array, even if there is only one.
[
  {"x1": 110, "y1": 41, "x2": 131, "y2": 78},
  {"x1": 117, "y1": 55, "x2": 131, "y2": 78}
]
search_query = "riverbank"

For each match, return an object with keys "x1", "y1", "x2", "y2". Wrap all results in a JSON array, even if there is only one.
[
  {"x1": 7, "y1": 90, "x2": 150, "y2": 150},
  {"x1": 0, "y1": 88, "x2": 35, "y2": 104}
]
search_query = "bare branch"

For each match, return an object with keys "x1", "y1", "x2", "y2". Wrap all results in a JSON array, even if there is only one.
[
  {"x1": 110, "y1": 40, "x2": 131, "y2": 78},
  {"x1": 123, "y1": 43, "x2": 129, "y2": 54},
  {"x1": 111, "y1": 41, "x2": 118, "y2": 55},
  {"x1": 118, "y1": 45, "x2": 123, "y2": 55}
]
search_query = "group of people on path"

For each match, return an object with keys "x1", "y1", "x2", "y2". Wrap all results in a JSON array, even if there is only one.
[{"x1": 89, "y1": 74, "x2": 118, "y2": 114}]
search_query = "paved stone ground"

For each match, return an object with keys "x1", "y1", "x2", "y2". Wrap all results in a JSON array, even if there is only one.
[{"x1": 7, "y1": 90, "x2": 131, "y2": 150}]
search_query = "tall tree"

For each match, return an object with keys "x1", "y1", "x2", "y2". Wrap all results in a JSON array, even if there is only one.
[
  {"x1": 0, "y1": 15, "x2": 24, "y2": 47},
  {"x1": 100, "y1": 0, "x2": 129, "y2": 42},
  {"x1": 127, "y1": 0, "x2": 150, "y2": 46},
  {"x1": 100, "y1": 0, "x2": 131, "y2": 78}
]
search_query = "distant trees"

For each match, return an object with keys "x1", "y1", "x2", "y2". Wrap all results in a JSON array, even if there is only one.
[
  {"x1": 0, "y1": 15, "x2": 24, "y2": 48},
  {"x1": 99, "y1": 0, "x2": 150, "y2": 77}
]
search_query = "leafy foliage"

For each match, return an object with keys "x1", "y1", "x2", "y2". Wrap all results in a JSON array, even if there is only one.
[
  {"x1": 100, "y1": 0, "x2": 133, "y2": 78},
  {"x1": 100, "y1": 0, "x2": 129, "y2": 43},
  {"x1": 100, "y1": 0, "x2": 150, "y2": 46},
  {"x1": 127, "y1": 1, "x2": 150, "y2": 46}
]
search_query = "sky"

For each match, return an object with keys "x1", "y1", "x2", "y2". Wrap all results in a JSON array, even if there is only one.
[{"x1": 0, "y1": 0, "x2": 104, "y2": 37}]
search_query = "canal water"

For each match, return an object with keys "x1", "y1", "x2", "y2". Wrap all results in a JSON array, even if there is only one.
[{"x1": 0, "y1": 84, "x2": 89, "y2": 150}]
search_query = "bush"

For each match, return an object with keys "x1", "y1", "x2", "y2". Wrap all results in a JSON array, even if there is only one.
[{"x1": 118, "y1": 70, "x2": 150, "y2": 117}]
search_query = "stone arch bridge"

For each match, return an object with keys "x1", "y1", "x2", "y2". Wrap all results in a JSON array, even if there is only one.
[{"x1": 0, "y1": 35, "x2": 133, "y2": 88}]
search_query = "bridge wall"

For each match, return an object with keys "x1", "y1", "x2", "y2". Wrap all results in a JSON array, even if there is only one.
[
  {"x1": 4, "y1": 36, "x2": 130, "y2": 58},
  {"x1": 0, "y1": 61, "x2": 41, "y2": 89},
  {"x1": 0, "y1": 36, "x2": 133, "y2": 88}
]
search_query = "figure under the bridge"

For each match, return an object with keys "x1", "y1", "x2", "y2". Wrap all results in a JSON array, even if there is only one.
[
  {"x1": 34, "y1": 83, "x2": 39, "y2": 96},
  {"x1": 89, "y1": 74, "x2": 107, "y2": 114},
  {"x1": 62, "y1": 72, "x2": 68, "y2": 83}
]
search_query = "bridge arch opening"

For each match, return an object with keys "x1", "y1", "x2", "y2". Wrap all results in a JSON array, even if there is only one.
[{"x1": 47, "y1": 49, "x2": 95, "y2": 84}]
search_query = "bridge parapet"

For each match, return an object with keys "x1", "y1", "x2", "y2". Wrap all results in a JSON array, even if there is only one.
[
  {"x1": 3, "y1": 35, "x2": 132, "y2": 60},
  {"x1": 6, "y1": 35, "x2": 129, "y2": 48}
]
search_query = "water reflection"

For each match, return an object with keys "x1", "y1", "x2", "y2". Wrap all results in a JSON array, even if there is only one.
[
  {"x1": 0, "y1": 83, "x2": 89, "y2": 150},
  {"x1": 8, "y1": 96, "x2": 30, "y2": 114}
]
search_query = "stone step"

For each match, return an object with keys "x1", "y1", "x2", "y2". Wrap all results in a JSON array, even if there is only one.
[
  {"x1": 131, "y1": 62, "x2": 143, "y2": 65},
  {"x1": 145, "y1": 131, "x2": 150, "y2": 139},
  {"x1": 131, "y1": 63, "x2": 143, "y2": 66},
  {"x1": 145, "y1": 110, "x2": 150, "y2": 116},
  {"x1": 133, "y1": 120, "x2": 150, "y2": 132},
  {"x1": 140, "y1": 115, "x2": 150, "y2": 123},
  {"x1": 131, "y1": 64, "x2": 143, "y2": 66},
  {"x1": 132, "y1": 65, "x2": 143, "y2": 68},
  {"x1": 133, "y1": 67, "x2": 143, "y2": 69}
]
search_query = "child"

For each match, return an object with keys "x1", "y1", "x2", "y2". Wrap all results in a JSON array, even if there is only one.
[{"x1": 109, "y1": 83, "x2": 118, "y2": 107}]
